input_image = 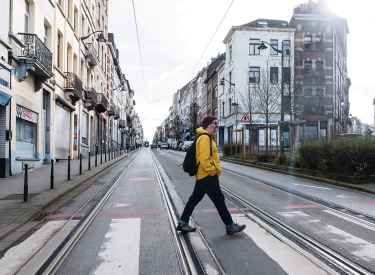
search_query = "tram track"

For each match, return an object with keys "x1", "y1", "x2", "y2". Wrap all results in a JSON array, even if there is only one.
[
  {"x1": 31, "y1": 148, "x2": 206, "y2": 275},
  {"x1": 221, "y1": 187, "x2": 372, "y2": 275},
  {"x1": 157, "y1": 149, "x2": 375, "y2": 275},
  {"x1": 31, "y1": 155, "x2": 137, "y2": 275}
]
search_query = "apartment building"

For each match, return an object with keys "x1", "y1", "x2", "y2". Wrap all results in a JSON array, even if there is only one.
[
  {"x1": 0, "y1": 0, "x2": 138, "y2": 178},
  {"x1": 221, "y1": 19, "x2": 295, "y2": 148},
  {"x1": 290, "y1": 0, "x2": 351, "y2": 139}
]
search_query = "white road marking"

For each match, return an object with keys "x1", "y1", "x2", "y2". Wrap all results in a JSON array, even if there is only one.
[
  {"x1": 277, "y1": 211, "x2": 309, "y2": 218},
  {"x1": 233, "y1": 214, "x2": 332, "y2": 274},
  {"x1": 292, "y1": 183, "x2": 331, "y2": 190},
  {"x1": 321, "y1": 225, "x2": 375, "y2": 262},
  {"x1": 277, "y1": 210, "x2": 375, "y2": 263},
  {"x1": 17, "y1": 220, "x2": 79, "y2": 275},
  {"x1": 0, "y1": 220, "x2": 68, "y2": 275},
  {"x1": 92, "y1": 218, "x2": 141, "y2": 275},
  {"x1": 323, "y1": 209, "x2": 375, "y2": 231}
]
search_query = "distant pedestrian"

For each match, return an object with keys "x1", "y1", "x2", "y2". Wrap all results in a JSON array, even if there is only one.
[{"x1": 177, "y1": 116, "x2": 246, "y2": 235}]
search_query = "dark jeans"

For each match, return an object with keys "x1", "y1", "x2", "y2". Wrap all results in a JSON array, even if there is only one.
[{"x1": 180, "y1": 175, "x2": 233, "y2": 226}]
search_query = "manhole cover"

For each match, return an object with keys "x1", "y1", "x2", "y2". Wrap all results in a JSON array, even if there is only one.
[{"x1": 0, "y1": 193, "x2": 40, "y2": 200}]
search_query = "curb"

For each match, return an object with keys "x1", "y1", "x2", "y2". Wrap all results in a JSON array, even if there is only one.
[
  {"x1": 0, "y1": 152, "x2": 131, "y2": 241},
  {"x1": 221, "y1": 157, "x2": 375, "y2": 195}
]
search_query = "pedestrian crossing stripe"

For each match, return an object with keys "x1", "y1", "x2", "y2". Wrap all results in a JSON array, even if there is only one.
[{"x1": 240, "y1": 113, "x2": 251, "y2": 122}]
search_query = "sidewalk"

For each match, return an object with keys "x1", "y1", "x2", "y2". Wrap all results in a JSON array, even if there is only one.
[{"x1": 0, "y1": 151, "x2": 130, "y2": 241}]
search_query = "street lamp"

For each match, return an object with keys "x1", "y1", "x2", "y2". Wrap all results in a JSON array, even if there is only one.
[
  {"x1": 231, "y1": 102, "x2": 239, "y2": 154},
  {"x1": 113, "y1": 85, "x2": 125, "y2": 91},
  {"x1": 80, "y1": 30, "x2": 107, "y2": 42},
  {"x1": 258, "y1": 40, "x2": 286, "y2": 155}
]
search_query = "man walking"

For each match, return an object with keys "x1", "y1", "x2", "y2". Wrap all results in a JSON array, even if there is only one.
[{"x1": 177, "y1": 116, "x2": 246, "y2": 235}]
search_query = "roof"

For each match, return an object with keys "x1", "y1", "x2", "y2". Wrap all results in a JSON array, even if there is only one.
[{"x1": 240, "y1": 19, "x2": 290, "y2": 28}]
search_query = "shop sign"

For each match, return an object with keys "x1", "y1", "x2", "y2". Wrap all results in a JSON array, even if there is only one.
[{"x1": 16, "y1": 105, "x2": 38, "y2": 123}]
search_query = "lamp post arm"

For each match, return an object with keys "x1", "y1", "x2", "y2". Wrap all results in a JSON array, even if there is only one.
[
  {"x1": 260, "y1": 40, "x2": 283, "y2": 54},
  {"x1": 80, "y1": 30, "x2": 103, "y2": 41}
]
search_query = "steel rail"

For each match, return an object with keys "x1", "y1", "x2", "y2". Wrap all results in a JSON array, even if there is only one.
[
  {"x1": 40, "y1": 158, "x2": 135, "y2": 274},
  {"x1": 152, "y1": 151, "x2": 200, "y2": 275},
  {"x1": 221, "y1": 186, "x2": 372, "y2": 275}
]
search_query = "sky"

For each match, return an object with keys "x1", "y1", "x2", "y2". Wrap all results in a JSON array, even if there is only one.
[{"x1": 108, "y1": 0, "x2": 375, "y2": 142}]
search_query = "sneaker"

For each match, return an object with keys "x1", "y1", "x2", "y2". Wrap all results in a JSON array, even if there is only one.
[
  {"x1": 226, "y1": 223, "x2": 246, "y2": 235},
  {"x1": 176, "y1": 223, "x2": 196, "y2": 233}
]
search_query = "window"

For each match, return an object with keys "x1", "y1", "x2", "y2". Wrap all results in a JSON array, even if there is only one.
[
  {"x1": 98, "y1": 3, "x2": 100, "y2": 24},
  {"x1": 44, "y1": 24, "x2": 48, "y2": 45},
  {"x1": 315, "y1": 61, "x2": 324, "y2": 75},
  {"x1": 316, "y1": 89, "x2": 324, "y2": 104},
  {"x1": 229, "y1": 71, "x2": 232, "y2": 85},
  {"x1": 249, "y1": 67, "x2": 260, "y2": 83},
  {"x1": 304, "y1": 36, "x2": 312, "y2": 50},
  {"x1": 249, "y1": 39, "x2": 260, "y2": 55},
  {"x1": 270, "y1": 39, "x2": 278, "y2": 55},
  {"x1": 304, "y1": 61, "x2": 312, "y2": 75},
  {"x1": 213, "y1": 86, "x2": 217, "y2": 99},
  {"x1": 315, "y1": 35, "x2": 323, "y2": 50},
  {"x1": 222, "y1": 101, "x2": 225, "y2": 117},
  {"x1": 16, "y1": 117, "x2": 37, "y2": 158},
  {"x1": 57, "y1": 33, "x2": 61, "y2": 69},
  {"x1": 270, "y1": 67, "x2": 278, "y2": 83},
  {"x1": 24, "y1": 0, "x2": 30, "y2": 33},
  {"x1": 229, "y1": 45, "x2": 232, "y2": 60},
  {"x1": 283, "y1": 67, "x2": 290, "y2": 84},
  {"x1": 304, "y1": 88, "x2": 312, "y2": 103},
  {"x1": 213, "y1": 107, "x2": 217, "y2": 117},
  {"x1": 229, "y1": 98, "x2": 232, "y2": 114},
  {"x1": 283, "y1": 40, "x2": 291, "y2": 55}
]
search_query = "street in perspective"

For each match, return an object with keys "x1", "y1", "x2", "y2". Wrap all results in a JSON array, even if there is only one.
[{"x1": 1, "y1": 0, "x2": 375, "y2": 274}]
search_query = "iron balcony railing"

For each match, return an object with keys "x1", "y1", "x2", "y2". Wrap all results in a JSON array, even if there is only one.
[
  {"x1": 118, "y1": 119, "x2": 126, "y2": 128},
  {"x1": 85, "y1": 43, "x2": 98, "y2": 67},
  {"x1": 18, "y1": 33, "x2": 53, "y2": 73},
  {"x1": 96, "y1": 93, "x2": 108, "y2": 113},
  {"x1": 65, "y1": 72, "x2": 83, "y2": 99},
  {"x1": 84, "y1": 87, "x2": 98, "y2": 103}
]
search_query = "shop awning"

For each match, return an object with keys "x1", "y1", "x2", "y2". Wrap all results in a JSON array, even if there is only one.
[{"x1": 0, "y1": 90, "x2": 12, "y2": 106}]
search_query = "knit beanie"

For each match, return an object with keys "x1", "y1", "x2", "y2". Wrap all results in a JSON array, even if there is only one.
[{"x1": 202, "y1": 116, "x2": 217, "y2": 129}]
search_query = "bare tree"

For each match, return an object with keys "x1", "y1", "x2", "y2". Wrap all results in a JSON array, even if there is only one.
[
  {"x1": 172, "y1": 115, "x2": 183, "y2": 142},
  {"x1": 188, "y1": 102, "x2": 201, "y2": 140}
]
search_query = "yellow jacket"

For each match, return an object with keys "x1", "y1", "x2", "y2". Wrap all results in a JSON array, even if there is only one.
[{"x1": 195, "y1": 127, "x2": 221, "y2": 180}]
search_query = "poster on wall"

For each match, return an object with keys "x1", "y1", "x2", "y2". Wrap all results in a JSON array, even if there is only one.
[{"x1": 259, "y1": 129, "x2": 265, "y2": 146}]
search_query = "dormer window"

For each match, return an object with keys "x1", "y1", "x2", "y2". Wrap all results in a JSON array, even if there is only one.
[{"x1": 304, "y1": 36, "x2": 312, "y2": 50}]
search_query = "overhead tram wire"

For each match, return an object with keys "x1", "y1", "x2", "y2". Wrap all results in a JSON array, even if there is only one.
[
  {"x1": 186, "y1": 0, "x2": 235, "y2": 83},
  {"x1": 131, "y1": 0, "x2": 149, "y2": 126}
]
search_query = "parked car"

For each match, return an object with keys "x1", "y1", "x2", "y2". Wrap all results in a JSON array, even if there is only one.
[
  {"x1": 172, "y1": 141, "x2": 178, "y2": 150},
  {"x1": 151, "y1": 143, "x2": 157, "y2": 149},
  {"x1": 177, "y1": 142, "x2": 183, "y2": 151},
  {"x1": 181, "y1": 141, "x2": 194, "y2": 151},
  {"x1": 335, "y1": 133, "x2": 366, "y2": 140},
  {"x1": 160, "y1": 143, "x2": 168, "y2": 149}
]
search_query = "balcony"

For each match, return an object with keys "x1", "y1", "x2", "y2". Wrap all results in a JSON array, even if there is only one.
[
  {"x1": 85, "y1": 43, "x2": 97, "y2": 68},
  {"x1": 83, "y1": 87, "x2": 98, "y2": 111},
  {"x1": 96, "y1": 93, "x2": 108, "y2": 113},
  {"x1": 17, "y1": 33, "x2": 54, "y2": 91},
  {"x1": 64, "y1": 72, "x2": 83, "y2": 105},
  {"x1": 118, "y1": 119, "x2": 126, "y2": 128},
  {"x1": 303, "y1": 75, "x2": 325, "y2": 85},
  {"x1": 108, "y1": 104, "x2": 120, "y2": 119}
]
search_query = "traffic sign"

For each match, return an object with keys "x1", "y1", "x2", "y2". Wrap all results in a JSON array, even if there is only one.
[{"x1": 240, "y1": 113, "x2": 251, "y2": 122}]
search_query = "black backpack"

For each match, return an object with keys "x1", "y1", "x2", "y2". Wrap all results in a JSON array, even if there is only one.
[{"x1": 183, "y1": 133, "x2": 212, "y2": 176}]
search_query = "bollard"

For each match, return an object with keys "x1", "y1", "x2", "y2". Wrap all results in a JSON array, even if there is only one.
[
  {"x1": 24, "y1": 164, "x2": 28, "y2": 202},
  {"x1": 50, "y1": 159, "x2": 54, "y2": 189},
  {"x1": 79, "y1": 154, "x2": 82, "y2": 175},
  {"x1": 68, "y1": 156, "x2": 71, "y2": 180},
  {"x1": 95, "y1": 150, "x2": 97, "y2": 167},
  {"x1": 88, "y1": 151, "x2": 91, "y2": 170}
]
